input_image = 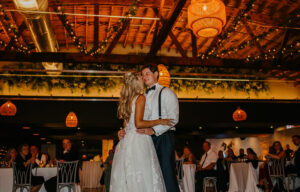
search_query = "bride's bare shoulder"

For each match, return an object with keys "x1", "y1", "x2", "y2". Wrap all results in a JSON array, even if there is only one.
[{"x1": 136, "y1": 94, "x2": 146, "y2": 103}]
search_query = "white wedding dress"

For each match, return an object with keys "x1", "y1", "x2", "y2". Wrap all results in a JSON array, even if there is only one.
[{"x1": 110, "y1": 96, "x2": 166, "y2": 192}]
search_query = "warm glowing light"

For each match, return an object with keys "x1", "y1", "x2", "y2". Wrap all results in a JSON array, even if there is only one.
[
  {"x1": 188, "y1": 0, "x2": 226, "y2": 37},
  {"x1": 0, "y1": 101, "x2": 17, "y2": 116},
  {"x1": 157, "y1": 64, "x2": 171, "y2": 88},
  {"x1": 66, "y1": 112, "x2": 78, "y2": 127},
  {"x1": 13, "y1": 0, "x2": 47, "y2": 11},
  {"x1": 232, "y1": 107, "x2": 247, "y2": 122},
  {"x1": 22, "y1": 126, "x2": 31, "y2": 130},
  {"x1": 40, "y1": 137, "x2": 46, "y2": 140},
  {"x1": 33, "y1": 133, "x2": 40, "y2": 136}
]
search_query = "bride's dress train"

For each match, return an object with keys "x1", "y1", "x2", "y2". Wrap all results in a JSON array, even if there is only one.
[{"x1": 110, "y1": 97, "x2": 166, "y2": 192}]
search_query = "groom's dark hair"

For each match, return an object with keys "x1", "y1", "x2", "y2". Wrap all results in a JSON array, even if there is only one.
[{"x1": 141, "y1": 63, "x2": 159, "y2": 77}]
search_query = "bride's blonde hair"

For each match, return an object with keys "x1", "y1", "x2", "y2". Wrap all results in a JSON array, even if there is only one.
[{"x1": 118, "y1": 72, "x2": 143, "y2": 121}]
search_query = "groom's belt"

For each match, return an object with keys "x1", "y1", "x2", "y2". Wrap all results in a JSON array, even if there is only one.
[{"x1": 160, "y1": 130, "x2": 175, "y2": 136}]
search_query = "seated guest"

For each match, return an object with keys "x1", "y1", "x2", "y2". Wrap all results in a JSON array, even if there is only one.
[
  {"x1": 225, "y1": 148, "x2": 238, "y2": 161},
  {"x1": 216, "y1": 150, "x2": 228, "y2": 192},
  {"x1": 29, "y1": 145, "x2": 47, "y2": 168},
  {"x1": 257, "y1": 141, "x2": 285, "y2": 191},
  {"x1": 285, "y1": 144, "x2": 294, "y2": 161},
  {"x1": 246, "y1": 148, "x2": 258, "y2": 160},
  {"x1": 181, "y1": 146, "x2": 197, "y2": 164},
  {"x1": 15, "y1": 144, "x2": 44, "y2": 192},
  {"x1": 4, "y1": 148, "x2": 17, "y2": 168},
  {"x1": 45, "y1": 139, "x2": 80, "y2": 191},
  {"x1": 238, "y1": 148, "x2": 246, "y2": 159},
  {"x1": 195, "y1": 141, "x2": 218, "y2": 192}
]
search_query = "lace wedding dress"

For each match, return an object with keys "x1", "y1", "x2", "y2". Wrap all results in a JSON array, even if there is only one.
[{"x1": 110, "y1": 96, "x2": 166, "y2": 192}]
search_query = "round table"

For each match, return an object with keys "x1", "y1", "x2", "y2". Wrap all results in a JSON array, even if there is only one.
[
  {"x1": 182, "y1": 164, "x2": 196, "y2": 192},
  {"x1": 80, "y1": 161, "x2": 103, "y2": 188},
  {"x1": 228, "y1": 162, "x2": 262, "y2": 192}
]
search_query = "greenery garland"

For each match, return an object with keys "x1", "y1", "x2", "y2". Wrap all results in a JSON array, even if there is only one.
[{"x1": 0, "y1": 63, "x2": 270, "y2": 95}]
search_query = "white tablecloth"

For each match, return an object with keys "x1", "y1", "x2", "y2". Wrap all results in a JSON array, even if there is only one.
[
  {"x1": 182, "y1": 164, "x2": 196, "y2": 192},
  {"x1": 80, "y1": 161, "x2": 103, "y2": 188},
  {"x1": 228, "y1": 162, "x2": 262, "y2": 192},
  {"x1": 0, "y1": 167, "x2": 81, "y2": 192}
]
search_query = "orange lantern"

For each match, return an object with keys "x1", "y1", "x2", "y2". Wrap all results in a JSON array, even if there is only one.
[
  {"x1": 0, "y1": 101, "x2": 17, "y2": 116},
  {"x1": 158, "y1": 64, "x2": 171, "y2": 88},
  {"x1": 188, "y1": 0, "x2": 226, "y2": 37},
  {"x1": 232, "y1": 107, "x2": 247, "y2": 122},
  {"x1": 65, "y1": 112, "x2": 78, "y2": 127}
]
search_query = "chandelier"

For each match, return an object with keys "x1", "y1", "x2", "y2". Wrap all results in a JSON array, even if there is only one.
[
  {"x1": 0, "y1": 101, "x2": 17, "y2": 116},
  {"x1": 188, "y1": 0, "x2": 226, "y2": 37}
]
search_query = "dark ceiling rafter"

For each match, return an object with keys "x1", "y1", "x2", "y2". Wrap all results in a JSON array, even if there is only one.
[
  {"x1": 152, "y1": 7, "x2": 187, "y2": 57},
  {"x1": 0, "y1": 51, "x2": 299, "y2": 70},
  {"x1": 149, "y1": 0, "x2": 187, "y2": 56}
]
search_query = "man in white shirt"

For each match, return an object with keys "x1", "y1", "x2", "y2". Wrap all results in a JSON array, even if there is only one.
[
  {"x1": 195, "y1": 141, "x2": 218, "y2": 192},
  {"x1": 118, "y1": 64, "x2": 180, "y2": 192}
]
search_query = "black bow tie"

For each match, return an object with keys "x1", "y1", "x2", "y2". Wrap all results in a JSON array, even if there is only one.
[{"x1": 146, "y1": 85, "x2": 156, "y2": 94}]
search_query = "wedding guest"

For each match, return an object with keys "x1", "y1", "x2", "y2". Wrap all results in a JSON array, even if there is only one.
[
  {"x1": 238, "y1": 148, "x2": 246, "y2": 159},
  {"x1": 195, "y1": 141, "x2": 218, "y2": 192},
  {"x1": 104, "y1": 147, "x2": 116, "y2": 192},
  {"x1": 29, "y1": 145, "x2": 47, "y2": 168},
  {"x1": 285, "y1": 144, "x2": 294, "y2": 161},
  {"x1": 216, "y1": 150, "x2": 228, "y2": 192},
  {"x1": 175, "y1": 150, "x2": 180, "y2": 160},
  {"x1": 225, "y1": 148, "x2": 238, "y2": 161},
  {"x1": 246, "y1": 148, "x2": 258, "y2": 160},
  {"x1": 181, "y1": 146, "x2": 196, "y2": 164},
  {"x1": 4, "y1": 148, "x2": 17, "y2": 167},
  {"x1": 45, "y1": 139, "x2": 80, "y2": 191},
  {"x1": 257, "y1": 141, "x2": 285, "y2": 191},
  {"x1": 286, "y1": 135, "x2": 300, "y2": 177},
  {"x1": 14, "y1": 144, "x2": 44, "y2": 192}
]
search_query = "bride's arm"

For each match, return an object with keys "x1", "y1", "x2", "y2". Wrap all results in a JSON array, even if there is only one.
[{"x1": 135, "y1": 95, "x2": 172, "y2": 129}]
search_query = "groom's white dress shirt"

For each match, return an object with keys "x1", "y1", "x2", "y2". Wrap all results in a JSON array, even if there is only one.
[{"x1": 144, "y1": 82, "x2": 179, "y2": 136}]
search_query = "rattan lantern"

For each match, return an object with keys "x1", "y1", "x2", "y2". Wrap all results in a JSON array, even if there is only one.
[
  {"x1": 0, "y1": 101, "x2": 17, "y2": 116},
  {"x1": 188, "y1": 0, "x2": 226, "y2": 37},
  {"x1": 158, "y1": 64, "x2": 171, "y2": 88},
  {"x1": 65, "y1": 112, "x2": 78, "y2": 127},
  {"x1": 232, "y1": 107, "x2": 247, "y2": 122}
]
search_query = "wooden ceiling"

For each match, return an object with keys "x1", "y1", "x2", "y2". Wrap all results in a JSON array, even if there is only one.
[{"x1": 0, "y1": 0, "x2": 299, "y2": 62}]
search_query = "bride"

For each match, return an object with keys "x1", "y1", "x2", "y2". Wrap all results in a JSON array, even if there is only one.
[{"x1": 110, "y1": 72, "x2": 173, "y2": 192}]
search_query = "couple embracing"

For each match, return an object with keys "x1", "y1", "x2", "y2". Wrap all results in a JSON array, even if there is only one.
[{"x1": 110, "y1": 64, "x2": 180, "y2": 192}]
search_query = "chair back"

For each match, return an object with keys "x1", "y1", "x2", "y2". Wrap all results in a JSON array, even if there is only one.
[
  {"x1": 175, "y1": 159, "x2": 184, "y2": 180},
  {"x1": 57, "y1": 160, "x2": 79, "y2": 186},
  {"x1": 12, "y1": 162, "x2": 32, "y2": 191},
  {"x1": 266, "y1": 157, "x2": 285, "y2": 178}
]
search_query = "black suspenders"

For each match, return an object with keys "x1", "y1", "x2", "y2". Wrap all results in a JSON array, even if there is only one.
[{"x1": 158, "y1": 87, "x2": 166, "y2": 119}]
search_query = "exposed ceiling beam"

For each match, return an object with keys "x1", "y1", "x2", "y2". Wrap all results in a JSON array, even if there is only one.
[
  {"x1": 149, "y1": 0, "x2": 187, "y2": 55},
  {"x1": 105, "y1": 8, "x2": 129, "y2": 55},
  {"x1": 4, "y1": 21, "x2": 27, "y2": 52},
  {"x1": 93, "y1": 4, "x2": 99, "y2": 48},
  {"x1": 276, "y1": 30, "x2": 290, "y2": 66},
  {"x1": 152, "y1": 7, "x2": 186, "y2": 57},
  {"x1": 191, "y1": 30, "x2": 197, "y2": 58},
  {"x1": 0, "y1": 51, "x2": 299, "y2": 70},
  {"x1": 242, "y1": 18, "x2": 265, "y2": 55},
  {"x1": 142, "y1": 20, "x2": 156, "y2": 49}
]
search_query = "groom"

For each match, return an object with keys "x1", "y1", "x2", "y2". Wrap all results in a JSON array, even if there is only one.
[{"x1": 118, "y1": 64, "x2": 180, "y2": 192}]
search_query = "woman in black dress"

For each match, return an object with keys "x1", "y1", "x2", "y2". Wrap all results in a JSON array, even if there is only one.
[{"x1": 14, "y1": 144, "x2": 45, "y2": 192}]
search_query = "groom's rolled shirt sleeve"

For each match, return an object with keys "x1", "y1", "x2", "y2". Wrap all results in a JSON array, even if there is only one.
[{"x1": 152, "y1": 88, "x2": 179, "y2": 136}]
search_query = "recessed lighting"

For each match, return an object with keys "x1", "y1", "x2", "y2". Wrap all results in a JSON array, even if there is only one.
[
  {"x1": 198, "y1": 126, "x2": 203, "y2": 130},
  {"x1": 235, "y1": 126, "x2": 239, "y2": 129},
  {"x1": 270, "y1": 125, "x2": 274, "y2": 129},
  {"x1": 22, "y1": 126, "x2": 31, "y2": 130},
  {"x1": 40, "y1": 138, "x2": 46, "y2": 140},
  {"x1": 77, "y1": 127, "x2": 80, "y2": 130},
  {"x1": 81, "y1": 140, "x2": 84, "y2": 143},
  {"x1": 32, "y1": 133, "x2": 40, "y2": 136},
  {"x1": 46, "y1": 141, "x2": 51, "y2": 144}
]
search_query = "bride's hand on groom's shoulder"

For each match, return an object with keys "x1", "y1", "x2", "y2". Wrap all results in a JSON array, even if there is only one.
[{"x1": 118, "y1": 129, "x2": 126, "y2": 140}]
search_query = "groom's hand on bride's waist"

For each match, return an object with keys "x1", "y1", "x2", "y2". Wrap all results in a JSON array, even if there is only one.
[
  {"x1": 136, "y1": 128, "x2": 155, "y2": 135},
  {"x1": 118, "y1": 129, "x2": 126, "y2": 140}
]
